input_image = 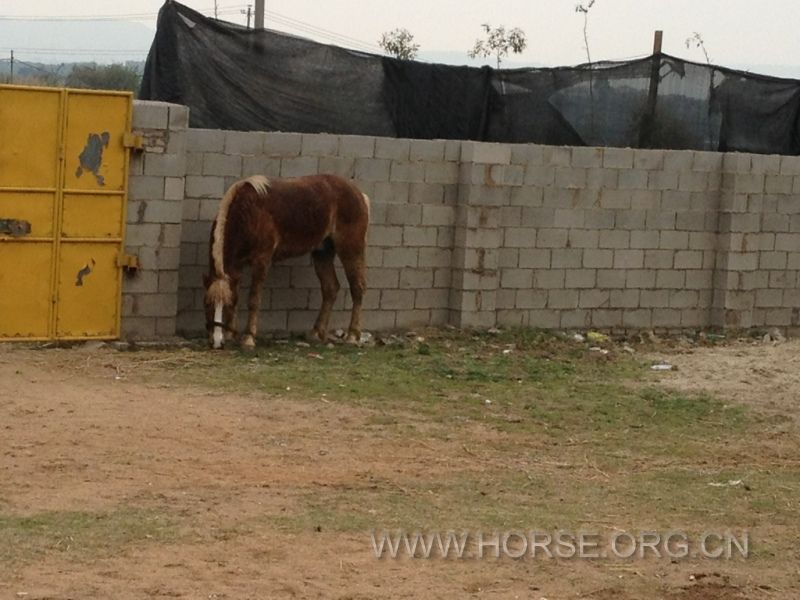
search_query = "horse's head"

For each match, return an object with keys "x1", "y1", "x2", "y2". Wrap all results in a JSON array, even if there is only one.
[{"x1": 203, "y1": 274, "x2": 237, "y2": 349}]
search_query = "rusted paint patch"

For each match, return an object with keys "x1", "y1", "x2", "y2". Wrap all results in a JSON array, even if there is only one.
[
  {"x1": 75, "y1": 258, "x2": 96, "y2": 286},
  {"x1": 75, "y1": 132, "x2": 110, "y2": 186},
  {"x1": 0, "y1": 219, "x2": 32, "y2": 236}
]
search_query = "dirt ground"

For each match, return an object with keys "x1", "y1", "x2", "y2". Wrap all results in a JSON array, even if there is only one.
[{"x1": 0, "y1": 336, "x2": 798, "y2": 599}]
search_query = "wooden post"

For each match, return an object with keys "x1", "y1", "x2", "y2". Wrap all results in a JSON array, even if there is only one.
[
  {"x1": 639, "y1": 31, "x2": 664, "y2": 148},
  {"x1": 653, "y1": 30, "x2": 663, "y2": 55}
]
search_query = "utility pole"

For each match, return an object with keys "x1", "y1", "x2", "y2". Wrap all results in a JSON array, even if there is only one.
[
  {"x1": 214, "y1": 1, "x2": 218, "y2": 18},
  {"x1": 242, "y1": 4, "x2": 252, "y2": 29},
  {"x1": 254, "y1": 0, "x2": 264, "y2": 29},
  {"x1": 9, "y1": 50, "x2": 13, "y2": 84}
]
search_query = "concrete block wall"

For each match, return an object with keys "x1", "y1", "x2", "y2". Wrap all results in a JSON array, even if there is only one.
[
  {"x1": 176, "y1": 130, "x2": 461, "y2": 335},
  {"x1": 122, "y1": 101, "x2": 188, "y2": 339},
  {"x1": 489, "y1": 146, "x2": 724, "y2": 330},
  {"x1": 125, "y1": 101, "x2": 800, "y2": 338}
]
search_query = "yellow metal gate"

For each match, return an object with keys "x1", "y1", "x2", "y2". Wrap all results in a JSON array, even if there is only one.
[{"x1": 0, "y1": 85, "x2": 133, "y2": 341}]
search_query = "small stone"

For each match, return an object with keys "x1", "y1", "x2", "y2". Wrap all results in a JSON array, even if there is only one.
[{"x1": 488, "y1": 327, "x2": 502, "y2": 335}]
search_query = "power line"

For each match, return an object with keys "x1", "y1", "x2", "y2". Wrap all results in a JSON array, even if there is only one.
[
  {"x1": 0, "y1": 4, "x2": 248, "y2": 21},
  {"x1": 265, "y1": 11, "x2": 381, "y2": 53}
]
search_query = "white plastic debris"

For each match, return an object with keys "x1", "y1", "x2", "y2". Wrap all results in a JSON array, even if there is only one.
[{"x1": 651, "y1": 362, "x2": 675, "y2": 371}]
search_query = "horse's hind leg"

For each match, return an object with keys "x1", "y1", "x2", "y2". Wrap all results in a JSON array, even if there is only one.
[
  {"x1": 338, "y1": 247, "x2": 366, "y2": 344},
  {"x1": 242, "y1": 255, "x2": 271, "y2": 350},
  {"x1": 311, "y1": 240, "x2": 340, "y2": 342}
]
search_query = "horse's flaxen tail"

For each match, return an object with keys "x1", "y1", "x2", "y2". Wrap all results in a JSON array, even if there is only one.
[{"x1": 207, "y1": 175, "x2": 271, "y2": 305}]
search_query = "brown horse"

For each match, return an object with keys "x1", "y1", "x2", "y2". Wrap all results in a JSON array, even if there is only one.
[{"x1": 203, "y1": 174, "x2": 369, "y2": 349}]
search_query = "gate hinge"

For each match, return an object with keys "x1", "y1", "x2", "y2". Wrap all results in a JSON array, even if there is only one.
[
  {"x1": 123, "y1": 132, "x2": 144, "y2": 151},
  {"x1": 117, "y1": 253, "x2": 140, "y2": 271}
]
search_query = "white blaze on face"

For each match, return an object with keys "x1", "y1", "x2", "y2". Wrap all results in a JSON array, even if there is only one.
[{"x1": 212, "y1": 302, "x2": 224, "y2": 348}]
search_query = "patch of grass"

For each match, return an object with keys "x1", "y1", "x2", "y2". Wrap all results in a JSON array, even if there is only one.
[{"x1": 0, "y1": 507, "x2": 178, "y2": 566}]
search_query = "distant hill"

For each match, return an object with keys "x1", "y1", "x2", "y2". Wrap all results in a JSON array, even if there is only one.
[{"x1": 0, "y1": 19, "x2": 154, "y2": 64}]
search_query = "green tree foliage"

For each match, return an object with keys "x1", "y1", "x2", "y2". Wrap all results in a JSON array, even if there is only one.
[
  {"x1": 468, "y1": 24, "x2": 527, "y2": 68},
  {"x1": 65, "y1": 63, "x2": 141, "y2": 93},
  {"x1": 379, "y1": 28, "x2": 420, "y2": 60}
]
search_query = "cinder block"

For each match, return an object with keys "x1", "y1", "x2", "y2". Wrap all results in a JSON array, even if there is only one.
[
  {"x1": 524, "y1": 165, "x2": 555, "y2": 187},
  {"x1": 544, "y1": 146, "x2": 571, "y2": 167},
  {"x1": 554, "y1": 167, "x2": 587, "y2": 189},
  {"x1": 603, "y1": 147, "x2": 634, "y2": 169},
  {"x1": 425, "y1": 162, "x2": 460, "y2": 184},
  {"x1": 656, "y1": 270, "x2": 686, "y2": 289},
  {"x1": 185, "y1": 175, "x2": 225, "y2": 199},
  {"x1": 625, "y1": 270, "x2": 656, "y2": 288},
  {"x1": 590, "y1": 309, "x2": 622, "y2": 328},
  {"x1": 652, "y1": 308, "x2": 682, "y2": 327},
  {"x1": 613, "y1": 249, "x2": 644, "y2": 269},
  {"x1": 693, "y1": 151, "x2": 722, "y2": 172},
  {"x1": 551, "y1": 248, "x2": 583, "y2": 269},
  {"x1": 203, "y1": 153, "x2": 242, "y2": 177},
  {"x1": 583, "y1": 249, "x2": 613, "y2": 269},
  {"x1": 559, "y1": 309, "x2": 591, "y2": 329},
  {"x1": 610, "y1": 289, "x2": 639, "y2": 308},
  {"x1": 382, "y1": 247, "x2": 418, "y2": 268},
  {"x1": 583, "y1": 209, "x2": 615, "y2": 229},
  {"x1": 674, "y1": 250, "x2": 704, "y2": 269},
  {"x1": 568, "y1": 229, "x2": 599, "y2": 249},
  {"x1": 281, "y1": 157, "x2": 319, "y2": 177},
  {"x1": 132, "y1": 100, "x2": 170, "y2": 129},
  {"x1": 409, "y1": 183, "x2": 446, "y2": 204},
  {"x1": 263, "y1": 132, "x2": 302, "y2": 157},
  {"x1": 622, "y1": 309, "x2": 652, "y2": 328},
  {"x1": 534, "y1": 269, "x2": 565, "y2": 289},
  {"x1": 618, "y1": 169, "x2": 648, "y2": 190},
  {"x1": 599, "y1": 230, "x2": 630, "y2": 249},
  {"x1": 164, "y1": 177, "x2": 185, "y2": 201},
  {"x1": 415, "y1": 288, "x2": 450, "y2": 309},
  {"x1": 168, "y1": 105, "x2": 189, "y2": 129},
  {"x1": 669, "y1": 290, "x2": 699, "y2": 309},
  {"x1": 640, "y1": 289, "x2": 670, "y2": 308},
  {"x1": 136, "y1": 293, "x2": 179, "y2": 317},
  {"x1": 548, "y1": 289, "x2": 579, "y2": 309},
  {"x1": 630, "y1": 230, "x2": 660, "y2": 249},
  {"x1": 143, "y1": 200, "x2": 182, "y2": 224},
  {"x1": 565, "y1": 269, "x2": 596, "y2": 288},
  {"x1": 125, "y1": 223, "x2": 161, "y2": 246},
  {"x1": 129, "y1": 176, "x2": 164, "y2": 201},
  {"x1": 187, "y1": 129, "x2": 225, "y2": 152},
  {"x1": 648, "y1": 170, "x2": 678, "y2": 191},
  {"x1": 461, "y1": 141, "x2": 510, "y2": 164},
  {"x1": 519, "y1": 248, "x2": 550, "y2": 268},
  {"x1": 634, "y1": 149, "x2": 664, "y2": 170},
  {"x1": 317, "y1": 157, "x2": 355, "y2": 178},
  {"x1": 354, "y1": 158, "x2": 391, "y2": 182},
  {"x1": 337, "y1": 135, "x2": 375, "y2": 158},
  {"x1": 516, "y1": 289, "x2": 548, "y2": 309},
  {"x1": 410, "y1": 139, "x2": 446, "y2": 162},
  {"x1": 500, "y1": 269, "x2": 532, "y2": 289},
  {"x1": 300, "y1": 133, "x2": 339, "y2": 157},
  {"x1": 597, "y1": 269, "x2": 626, "y2": 288},
  {"x1": 225, "y1": 131, "x2": 264, "y2": 155},
  {"x1": 528, "y1": 309, "x2": 561, "y2": 328},
  {"x1": 554, "y1": 208, "x2": 585, "y2": 228},
  {"x1": 375, "y1": 137, "x2": 410, "y2": 161},
  {"x1": 535, "y1": 228, "x2": 568, "y2": 248},
  {"x1": 571, "y1": 147, "x2": 603, "y2": 168},
  {"x1": 659, "y1": 230, "x2": 689, "y2": 249},
  {"x1": 664, "y1": 151, "x2": 694, "y2": 172},
  {"x1": 403, "y1": 226, "x2": 438, "y2": 247}
]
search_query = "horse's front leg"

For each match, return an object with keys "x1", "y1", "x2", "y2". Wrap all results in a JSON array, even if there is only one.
[
  {"x1": 242, "y1": 257, "x2": 271, "y2": 350},
  {"x1": 224, "y1": 276, "x2": 241, "y2": 343}
]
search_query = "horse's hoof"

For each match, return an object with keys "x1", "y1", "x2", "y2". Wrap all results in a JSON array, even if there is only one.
[
  {"x1": 307, "y1": 329, "x2": 328, "y2": 343},
  {"x1": 241, "y1": 335, "x2": 256, "y2": 350}
]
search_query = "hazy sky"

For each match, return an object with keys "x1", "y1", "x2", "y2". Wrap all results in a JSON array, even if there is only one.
[{"x1": 3, "y1": 0, "x2": 800, "y2": 70}]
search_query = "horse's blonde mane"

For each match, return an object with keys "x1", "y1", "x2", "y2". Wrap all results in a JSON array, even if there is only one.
[{"x1": 208, "y1": 176, "x2": 270, "y2": 303}]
